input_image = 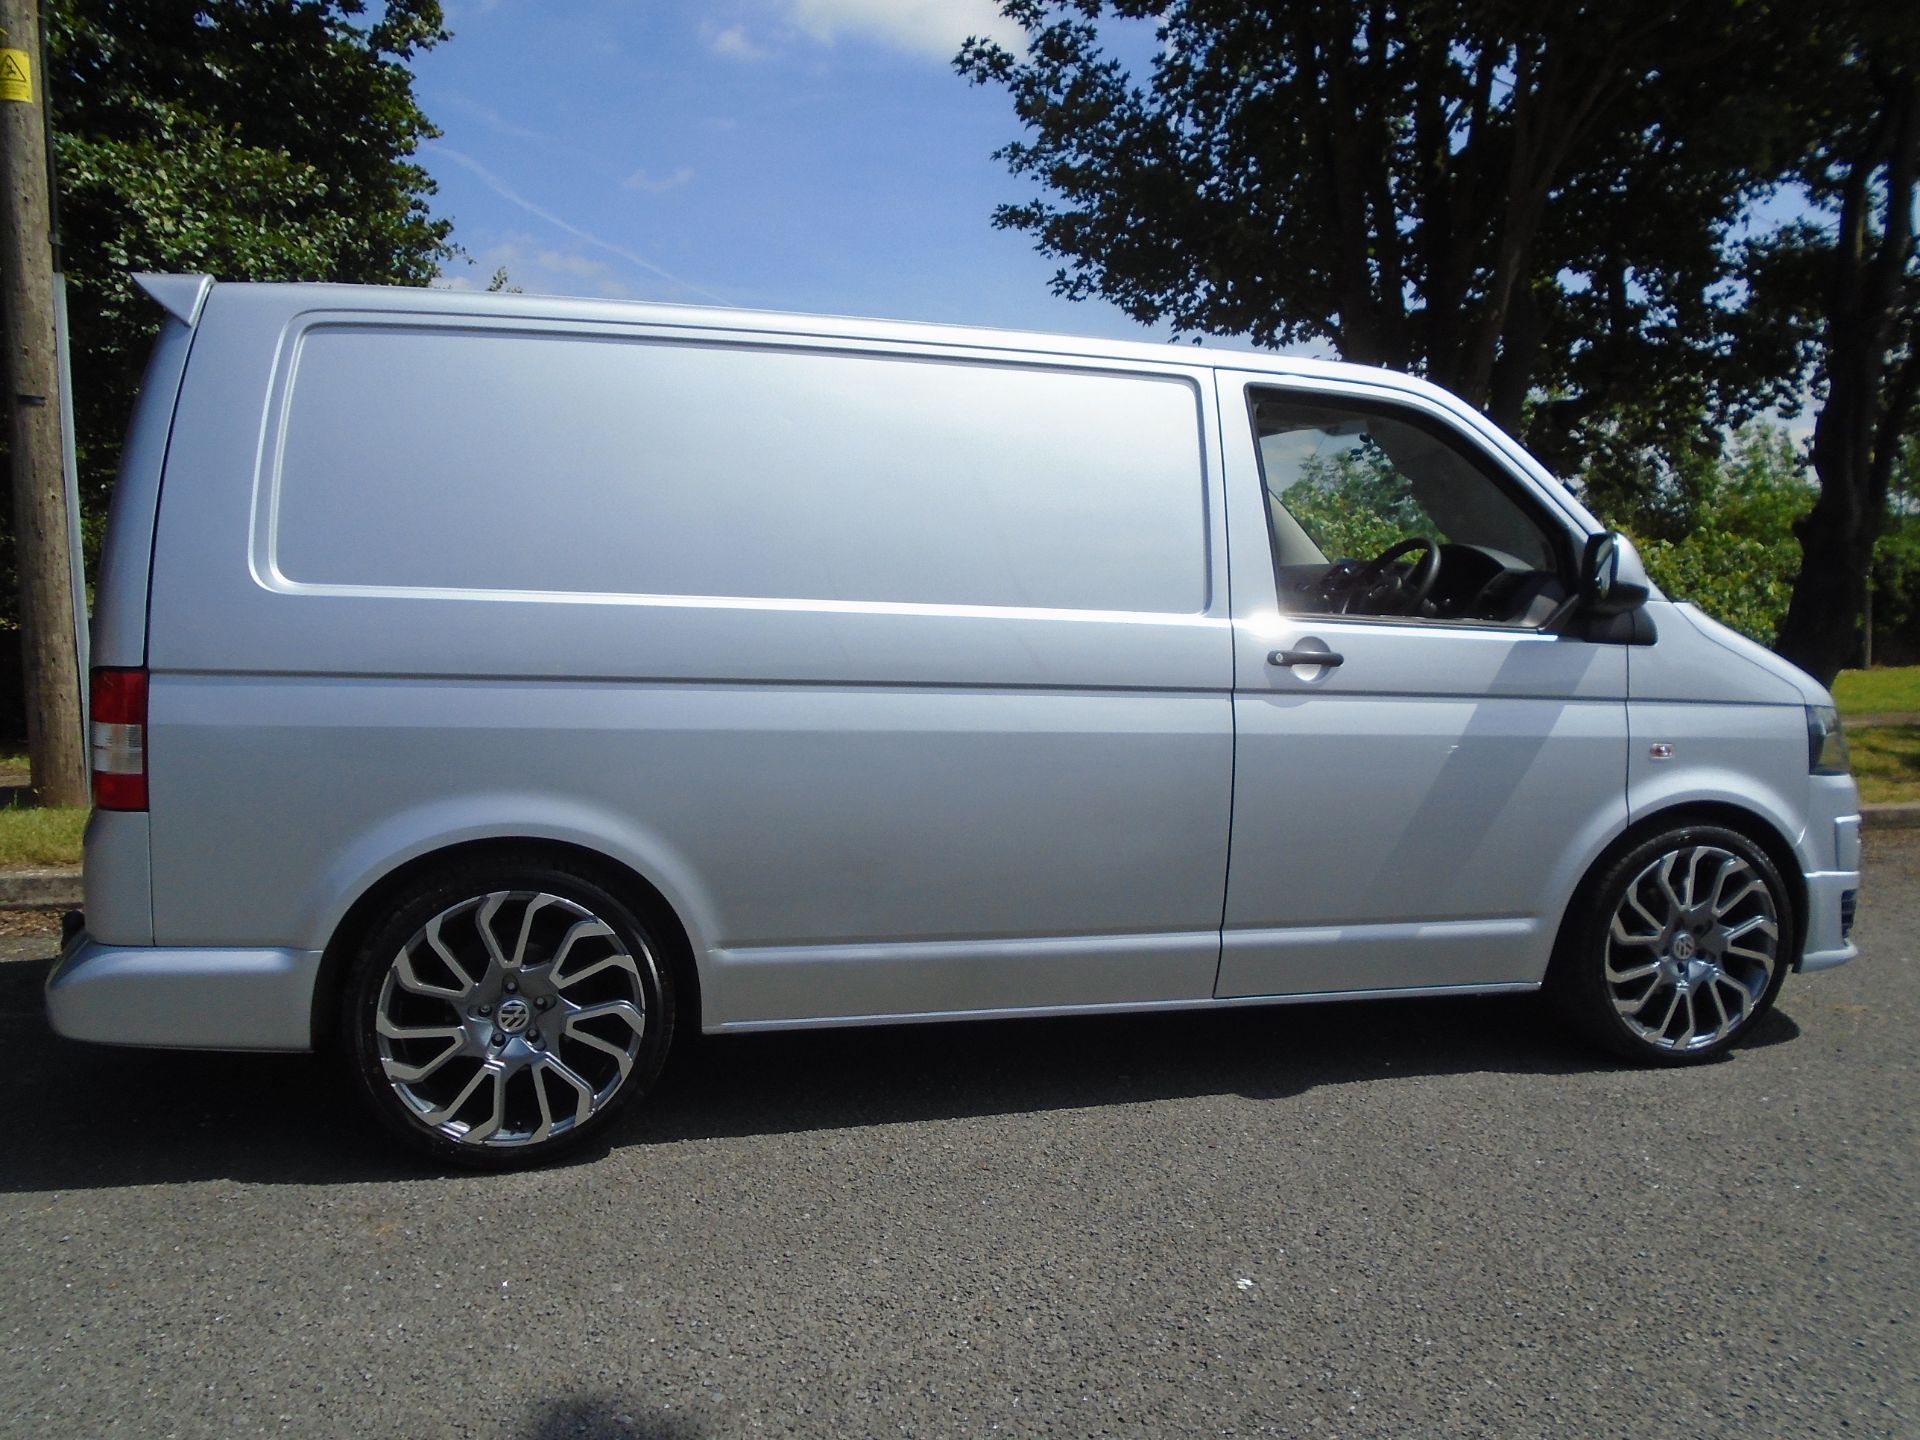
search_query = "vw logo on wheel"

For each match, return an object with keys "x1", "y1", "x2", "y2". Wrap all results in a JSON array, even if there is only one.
[
  {"x1": 496, "y1": 997, "x2": 533, "y2": 1033},
  {"x1": 1671, "y1": 933, "x2": 1696, "y2": 962}
]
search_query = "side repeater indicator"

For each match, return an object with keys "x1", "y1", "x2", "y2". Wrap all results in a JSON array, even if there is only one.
[{"x1": 1648, "y1": 742, "x2": 1675, "y2": 761}]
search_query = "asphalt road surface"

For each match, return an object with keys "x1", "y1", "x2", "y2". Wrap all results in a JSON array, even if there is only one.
[{"x1": 3, "y1": 834, "x2": 1915, "y2": 1439}]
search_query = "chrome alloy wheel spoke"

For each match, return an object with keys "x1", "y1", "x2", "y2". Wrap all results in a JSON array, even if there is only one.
[
  {"x1": 394, "y1": 927, "x2": 473, "y2": 1000},
  {"x1": 423, "y1": 913, "x2": 480, "y2": 994},
  {"x1": 507, "y1": 894, "x2": 560, "y2": 971},
  {"x1": 1622, "y1": 888, "x2": 1666, "y2": 940},
  {"x1": 373, "y1": 889, "x2": 651, "y2": 1147},
  {"x1": 1705, "y1": 977, "x2": 1734, "y2": 1033},
  {"x1": 1672, "y1": 986, "x2": 1698, "y2": 1050},
  {"x1": 548, "y1": 918, "x2": 629, "y2": 989},
  {"x1": 475, "y1": 893, "x2": 513, "y2": 972},
  {"x1": 1722, "y1": 913, "x2": 1775, "y2": 944},
  {"x1": 563, "y1": 1000, "x2": 647, "y2": 1078},
  {"x1": 1610, "y1": 909, "x2": 1663, "y2": 949},
  {"x1": 1605, "y1": 844, "x2": 1778, "y2": 1052},
  {"x1": 1708, "y1": 856, "x2": 1755, "y2": 917},
  {"x1": 375, "y1": 1013, "x2": 470, "y2": 1084},
  {"x1": 1651, "y1": 983, "x2": 1683, "y2": 1039},
  {"x1": 1712, "y1": 972, "x2": 1754, "y2": 1023},
  {"x1": 1605, "y1": 959, "x2": 1662, "y2": 985},
  {"x1": 535, "y1": 1054, "x2": 596, "y2": 1129},
  {"x1": 1654, "y1": 855, "x2": 1688, "y2": 916},
  {"x1": 421, "y1": 1062, "x2": 499, "y2": 1128},
  {"x1": 1612, "y1": 978, "x2": 1662, "y2": 1015}
]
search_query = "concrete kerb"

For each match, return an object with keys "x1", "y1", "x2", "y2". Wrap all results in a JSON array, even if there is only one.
[{"x1": 0, "y1": 868, "x2": 81, "y2": 908}]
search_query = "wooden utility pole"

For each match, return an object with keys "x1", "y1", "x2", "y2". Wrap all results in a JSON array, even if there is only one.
[{"x1": 0, "y1": 0, "x2": 84, "y2": 807}]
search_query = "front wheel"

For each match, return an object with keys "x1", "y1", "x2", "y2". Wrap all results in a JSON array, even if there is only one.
[
  {"x1": 340, "y1": 856, "x2": 676, "y2": 1167},
  {"x1": 1547, "y1": 824, "x2": 1792, "y2": 1064}
]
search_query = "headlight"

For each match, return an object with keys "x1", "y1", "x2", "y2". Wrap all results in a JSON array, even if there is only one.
[{"x1": 1807, "y1": 705, "x2": 1851, "y2": 775}]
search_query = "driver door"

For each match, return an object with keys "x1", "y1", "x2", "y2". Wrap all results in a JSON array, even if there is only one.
[{"x1": 1215, "y1": 372, "x2": 1630, "y2": 999}]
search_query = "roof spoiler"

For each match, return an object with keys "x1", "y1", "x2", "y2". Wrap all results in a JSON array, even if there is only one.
[{"x1": 133, "y1": 273, "x2": 213, "y2": 327}]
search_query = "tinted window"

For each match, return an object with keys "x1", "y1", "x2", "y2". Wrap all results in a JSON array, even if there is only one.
[{"x1": 1249, "y1": 391, "x2": 1569, "y2": 626}]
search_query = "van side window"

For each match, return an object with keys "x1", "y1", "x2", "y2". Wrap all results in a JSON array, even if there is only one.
[
  {"x1": 269, "y1": 326, "x2": 1210, "y2": 616},
  {"x1": 1248, "y1": 391, "x2": 1570, "y2": 627}
]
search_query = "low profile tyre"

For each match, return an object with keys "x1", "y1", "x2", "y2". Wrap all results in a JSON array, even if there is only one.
[
  {"x1": 340, "y1": 856, "x2": 675, "y2": 1168},
  {"x1": 1547, "y1": 824, "x2": 1792, "y2": 1065}
]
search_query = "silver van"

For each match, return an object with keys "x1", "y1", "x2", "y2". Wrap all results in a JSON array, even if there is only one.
[{"x1": 46, "y1": 275, "x2": 1862, "y2": 1167}]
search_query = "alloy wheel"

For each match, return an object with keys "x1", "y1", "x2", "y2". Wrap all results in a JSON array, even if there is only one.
[
  {"x1": 1603, "y1": 844, "x2": 1779, "y2": 1053},
  {"x1": 372, "y1": 890, "x2": 655, "y2": 1147}
]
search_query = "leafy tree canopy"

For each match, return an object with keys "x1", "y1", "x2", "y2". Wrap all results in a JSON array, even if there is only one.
[
  {"x1": 961, "y1": 0, "x2": 1919, "y2": 680},
  {"x1": 1284, "y1": 446, "x2": 1443, "y2": 564},
  {"x1": 1592, "y1": 426, "x2": 1815, "y2": 649},
  {"x1": 960, "y1": 0, "x2": 1799, "y2": 474}
]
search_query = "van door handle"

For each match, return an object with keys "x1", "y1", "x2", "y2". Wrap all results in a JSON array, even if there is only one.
[{"x1": 1268, "y1": 648, "x2": 1345, "y2": 669}]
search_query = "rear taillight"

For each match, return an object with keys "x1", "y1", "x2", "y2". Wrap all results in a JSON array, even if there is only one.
[{"x1": 90, "y1": 667, "x2": 148, "y2": 811}]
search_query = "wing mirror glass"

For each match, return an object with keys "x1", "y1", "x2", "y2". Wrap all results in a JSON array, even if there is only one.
[{"x1": 1582, "y1": 531, "x2": 1651, "y2": 617}]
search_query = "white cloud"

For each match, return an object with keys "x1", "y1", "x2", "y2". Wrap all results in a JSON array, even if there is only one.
[
  {"x1": 527, "y1": 248, "x2": 636, "y2": 297},
  {"x1": 432, "y1": 147, "x2": 729, "y2": 304},
  {"x1": 785, "y1": 0, "x2": 1024, "y2": 61},
  {"x1": 436, "y1": 237, "x2": 639, "y2": 301},
  {"x1": 623, "y1": 166, "x2": 695, "y2": 195},
  {"x1": 709, "y1": 23, "x2": 773, "y2": 61}
]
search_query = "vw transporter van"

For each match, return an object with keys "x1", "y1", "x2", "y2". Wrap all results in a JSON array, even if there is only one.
[{"x1": 46, "y1": 276, "x2": 1862, "y2": 1166}]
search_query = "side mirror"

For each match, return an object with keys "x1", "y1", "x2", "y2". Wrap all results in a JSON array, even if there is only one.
[{"x1": 1581, "y1": 531, "x2": 1651, "y2": 617}]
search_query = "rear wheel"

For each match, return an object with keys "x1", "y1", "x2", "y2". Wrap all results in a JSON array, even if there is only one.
[
  {"x1": 1548, "y1": 824, "x2": 1792, "y2": 1064},
  {"x1": 340, "y1": 856, "x2": 675, "y2": 1167}
]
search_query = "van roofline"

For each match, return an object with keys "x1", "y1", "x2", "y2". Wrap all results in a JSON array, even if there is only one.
[
  {"x1": 136, "y1": 274, "x2": 1597, "y2": 531},
  {"x1": 136, "y1": 271, "x2": 1451, "y2": 394}
]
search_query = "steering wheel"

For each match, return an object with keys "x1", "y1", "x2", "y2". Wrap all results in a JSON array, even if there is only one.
[{"x1": 1337, "y1": 536, "x2": 1442, "y2": 616}]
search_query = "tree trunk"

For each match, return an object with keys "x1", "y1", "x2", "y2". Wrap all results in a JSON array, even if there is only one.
[
  {"x1": 1775, "y1": 489, "x2": 1875, "y2": 687},
  {"x1": 0, "y1": 0, "x2": 87, "y2": 807},
  {"x1": 1486, "y1": 280, "x2": 1544, "y2": 434},
  {"x1": 1775, "y1": 74, "x2": 1919, "y2": 689}
]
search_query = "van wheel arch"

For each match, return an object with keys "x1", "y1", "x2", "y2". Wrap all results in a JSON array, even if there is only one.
[
  {"x1": 1559, "y1": 803, "x2": 1807, "y2": 966},
  {"x1": 310, "y1": 838, "x2": 701, "y2": 1050},
  {"x1": 1545, "y1": 803, "x2": 1807, "y2": 1064}
]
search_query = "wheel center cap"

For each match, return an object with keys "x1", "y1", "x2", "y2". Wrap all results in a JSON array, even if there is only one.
[
  {"x1": 1671, "y1": 933, "x2": 1696, "y2": 962},
  {"x1": 496, "y1": 997, "x2": 532, "y2": 1033}
]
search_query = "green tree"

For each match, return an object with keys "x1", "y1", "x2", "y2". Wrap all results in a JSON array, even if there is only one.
[
  {"x1": 1869, "y1": 437, "x2": 1920, "y2": 662},
  {"x1": 1588, "y1": 426, "x2": 1815, "y2": 647},
  {"x1": 1283, "y1": 445, "x2": 1443, "y2": 563},
  {"x1": 0, "y1": 0, "x2": 455, "y2": 624},
  {"x1": 958, "y1": 1, "x2": 1920, "y2": 680},
  {"x1": 1750, "y1": 3, "x2": 1920, "y2": 684},
  {"x1": 957, "y1": 0, "x2": 1797, "y2": 469}
]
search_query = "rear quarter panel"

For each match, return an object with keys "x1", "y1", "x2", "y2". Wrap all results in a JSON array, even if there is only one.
[{"x1": 143, "y1": 291, "x2": 1236, "y2": 1027}]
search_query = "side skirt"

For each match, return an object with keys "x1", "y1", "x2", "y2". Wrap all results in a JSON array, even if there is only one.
[{"x1": 707, "y1": 980, "x2": 1540, "y2": 1034}]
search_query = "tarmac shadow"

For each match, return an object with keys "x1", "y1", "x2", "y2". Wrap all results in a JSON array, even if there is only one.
[{"x1": 0, "y1": 946, "x2": 1799, "y2": 1192}]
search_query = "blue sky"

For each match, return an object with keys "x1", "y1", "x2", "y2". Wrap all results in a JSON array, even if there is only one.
[{"x1": 413, "y1": 0, "x2": 1179, "y2": 343}]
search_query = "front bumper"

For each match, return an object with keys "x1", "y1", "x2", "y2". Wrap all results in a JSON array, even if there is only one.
[
  {"x1": 1798, "y1": 866, "x2": 1859, "y2": 973},
  {"x1": 46, "y1": 929, "x2": 321, "y2": 1051}
]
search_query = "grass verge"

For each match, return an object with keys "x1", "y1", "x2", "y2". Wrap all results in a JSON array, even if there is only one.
[
  {"x1": 0, "y1": 806, "x2": 87, "y2": 868},
  {"x1": 1833, "y1": 666, "x2": 1920, "y2": 717},
  {"x1": 1847, "y1": 725, "x2": 1920, "y2": 805}
]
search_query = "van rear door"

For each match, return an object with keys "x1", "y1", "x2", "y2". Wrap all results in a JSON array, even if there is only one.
[{"x1": 81, "y1": 273, "x2": 211, "y2": 947}]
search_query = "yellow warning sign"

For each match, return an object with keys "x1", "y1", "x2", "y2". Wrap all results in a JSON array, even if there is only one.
[{"x1": 0, "y1": 49, "x2": 31, "y2": 103}]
